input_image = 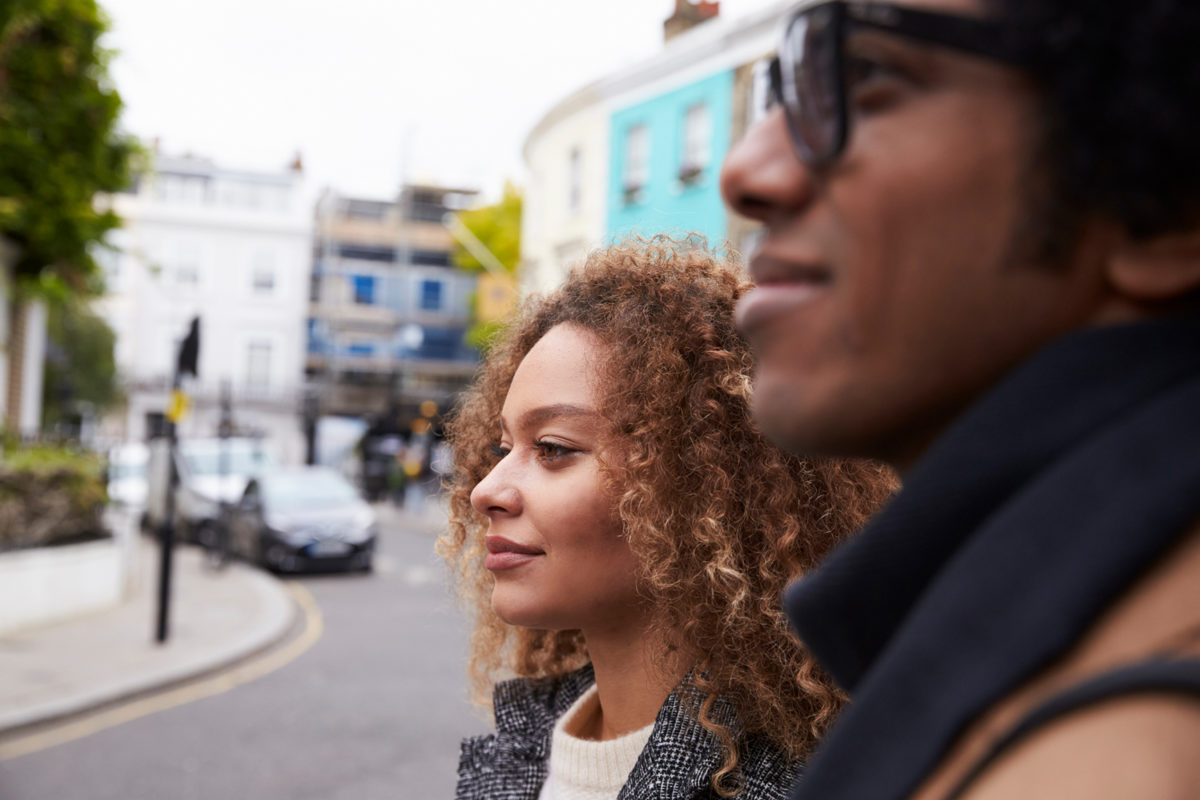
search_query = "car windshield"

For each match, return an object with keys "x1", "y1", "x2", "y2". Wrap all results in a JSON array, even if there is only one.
[
  {"x1": 262, "y1": 472, "x2": 360, "y2": 511},
  {"x1": 181, "y1": 442, "x2": 272, "y2": 477}
]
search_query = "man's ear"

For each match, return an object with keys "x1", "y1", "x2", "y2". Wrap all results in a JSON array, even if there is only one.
[{"x1": 1107, "y1": 227, "x2": 1200, "y2": 303}]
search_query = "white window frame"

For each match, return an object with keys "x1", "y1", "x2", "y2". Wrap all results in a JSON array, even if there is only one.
[
  {"x1": 245, "y1": 339, "x2": 273, "y2": 393},
  {"x1": 680, "y1": 102, "x2": 711, "y2": 184},
  {"x1": 623, "y1": 124, "x2": 649, "y2": 204}
]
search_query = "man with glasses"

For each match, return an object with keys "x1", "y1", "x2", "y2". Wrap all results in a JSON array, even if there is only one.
[{"x1": 722, "y1": 0, "x2": 1200, "y2": 798}]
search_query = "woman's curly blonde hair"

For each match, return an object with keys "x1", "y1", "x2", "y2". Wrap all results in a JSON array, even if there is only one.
[{"x1": 438, "y1": 236, "x2": 896, "y2": 791}]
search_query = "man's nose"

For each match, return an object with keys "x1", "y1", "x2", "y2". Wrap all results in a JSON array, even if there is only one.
[{"x1": 721, "y1": 108, "x2": 817, "y2": 224}]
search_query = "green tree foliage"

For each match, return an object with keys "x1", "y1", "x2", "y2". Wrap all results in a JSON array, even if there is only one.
[
  {"x1": 42, "y1": 299, "x2": 120, "y2": 427},
  {"x1": 0, "y1": 0, "x2": 137, "y2": 294},
  {"x1": 464, "y1": 316, "x2": 505, "y2": 353},
  {"x1": 451, "y1": 183, "x2": 522, "y2": 353},
  {"x1": 451, "y1": 182, "x2": 522, "y2": 273}
]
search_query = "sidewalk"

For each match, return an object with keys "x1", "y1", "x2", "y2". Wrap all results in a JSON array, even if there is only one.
[{"x1": 0, "y1": 525, "x2": 296, "y2": 735}]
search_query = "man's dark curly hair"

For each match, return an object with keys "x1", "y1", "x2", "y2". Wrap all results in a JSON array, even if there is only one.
[{"x1": 989, "y1": 0, "x2": 1200, "y2": 241}]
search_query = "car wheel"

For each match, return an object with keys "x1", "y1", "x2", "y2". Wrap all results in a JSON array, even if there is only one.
[{"x1": 196, "y1": 521, "x2": 218, "y2": 550}]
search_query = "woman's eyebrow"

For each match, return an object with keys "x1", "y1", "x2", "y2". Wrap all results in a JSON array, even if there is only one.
[{"x1": 512, "y1": 403, "x2": 600, "y2": 431}]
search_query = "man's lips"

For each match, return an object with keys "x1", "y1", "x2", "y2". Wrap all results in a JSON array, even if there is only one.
[
  {"x1": 746, "y1": 252, "x2": 831, "y2": 286},
  {"x1": 737, "y1": 254, "x2": 831, "y2": 334},
  {"x1": 485, "y1": 535, "x2": 544, "y2": 571}
]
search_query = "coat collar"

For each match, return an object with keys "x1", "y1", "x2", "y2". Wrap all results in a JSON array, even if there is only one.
[
  {"x1": 492, "y1": 663, "x2": 596, "y2": 760},
  {"x1": 785, "y1": 320, "x2": 1200, "y2": 799},
  {"x1": 465, "y1": 664, "x2": 796, "y2": 800},
  {"x1": 620, "y1": 681, "x2": 741, "y2": 799}
]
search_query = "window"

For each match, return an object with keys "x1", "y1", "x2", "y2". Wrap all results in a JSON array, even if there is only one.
[
  {"x1": 623, "y1": 125, "x2": 649, "y2": 204},
  {"x1": 680, "y1": 102, "x2": 710, "y2": 184},
  {"x1": 410, "y1": 249, "x2": 451, "y2": 267},
  {"x1": 252, "y1": 252, "x2": 275, "y2": 294},
  {"x1": 176, "y1": 264, "x2": 199, "y2": 286},
  {"x1": 253, "y1": 269, "x2": 275, "y2": 294},
  {"x1": 344, "y1": 199, "x2": 388, "y2": 221},
  {"x1": 246, "y1": 341, "x2": 272, "y2": 392},
  {"x1": 407, "y1": 189, "x2": 450, "y2": 222},
  {"x1": 568, "y1": 147, "x2": 582, "y2": 214},
  {"x1": 419, "y1": 279, "x2": 444, "y2": 311},
  {"x1": 306, "y1": 318, "x2": 326, "y2": 354},
  {"x1": 408, "y1": 201, "x2": 447, "y2": 223},
  {"x1": 419, "y1": 327, "x2": 466, "y2": 360},
  {"x1": 338, "y1": 244, "x2": 395, "y2": 262},
  {"x1": 175, "y1": 244, "x2": 201, "y2": 288},
  {"x1": 352, "y1": 274, "x2": 376, "y2": 305}
]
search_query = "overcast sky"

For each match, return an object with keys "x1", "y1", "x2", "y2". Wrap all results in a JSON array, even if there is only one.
[{"x1": 99, "y1": 0, "x2": 781, "y2": 204}]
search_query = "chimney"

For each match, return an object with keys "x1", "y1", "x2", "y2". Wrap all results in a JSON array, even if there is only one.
[{"x1": 663, "y1": 0, "x2": 719, "y2": 43}]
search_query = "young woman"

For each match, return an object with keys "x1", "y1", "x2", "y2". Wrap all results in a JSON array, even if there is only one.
[{"x1": 440, "y1": 238, "x2": 896, "y2": 799}]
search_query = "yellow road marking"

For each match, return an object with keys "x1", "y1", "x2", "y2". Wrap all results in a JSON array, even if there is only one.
[{"x1": 0, "y1": 583, "x2": 323, "y2": 761}]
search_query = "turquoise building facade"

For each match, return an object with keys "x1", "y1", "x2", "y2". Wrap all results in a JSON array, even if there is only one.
[{"x1": 606, "y1": 69, "x2": 734, "y2": 245}]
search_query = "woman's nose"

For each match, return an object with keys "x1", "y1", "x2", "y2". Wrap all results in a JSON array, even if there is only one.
[
  {"x1": 470, "y1": 458, "x2": 522, "y2": 517},
  {"x1": 721, "y1": 108, "x2": 817, "y2": 225}
]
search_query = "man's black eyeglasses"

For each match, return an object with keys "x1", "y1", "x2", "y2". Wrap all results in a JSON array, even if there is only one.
[{"x1": 767, "y1": 1, "x2": 1033, "y2": 166}]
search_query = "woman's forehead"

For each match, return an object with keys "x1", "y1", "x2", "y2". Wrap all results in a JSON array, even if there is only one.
[{"x1": 503, "y1": 324, "x2": 610, "y2": 424}]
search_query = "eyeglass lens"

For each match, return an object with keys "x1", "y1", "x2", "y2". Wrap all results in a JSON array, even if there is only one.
[{"x1": 781, "y1": 4, "x2": 844, "y2": 165}]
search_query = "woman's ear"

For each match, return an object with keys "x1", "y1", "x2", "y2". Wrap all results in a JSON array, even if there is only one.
[{"x1": 1106, "y1": 227, "x2": 1200, "y2": 303}]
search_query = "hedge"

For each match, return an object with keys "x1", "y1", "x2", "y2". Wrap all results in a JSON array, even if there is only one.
[{"x1": 0, "y1": 442, "x2": 108, "y2": 550}]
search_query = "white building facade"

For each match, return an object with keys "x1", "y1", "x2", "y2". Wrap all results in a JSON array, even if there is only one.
[
  {"x1": 95, "y1": 154, "x2": 312, "y2": 465},
  {"x1": 520, "y1": 89, "x2": 612, "y2": 296},
  {"x1": 520, "y1": 0, "x2": 787, "y2": 296}
]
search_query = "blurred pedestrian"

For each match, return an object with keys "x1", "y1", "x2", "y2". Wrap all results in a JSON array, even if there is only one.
[
  {"x1": 721, "y1": 1, "x2": 1200, "y2": 797},
  {"x1": 439, "y1": 238, "x2": 896, "y2": 799}
]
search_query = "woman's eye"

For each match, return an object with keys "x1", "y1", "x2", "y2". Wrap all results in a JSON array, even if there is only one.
[
  {"x1": 488, "y1": 444, "x2": 510, "y2": 460},
  {"x1": 532, "y1": 440, "x2": 573, "y2": 462}
]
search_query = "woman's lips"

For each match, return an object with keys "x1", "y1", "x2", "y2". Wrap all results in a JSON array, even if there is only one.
[{"x1": 485, "y1": 535, "x2": 544, "y2": 571}]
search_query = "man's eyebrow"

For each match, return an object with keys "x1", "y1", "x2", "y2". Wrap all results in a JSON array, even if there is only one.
[{"x1": 507, "y1": 403, "x2": 600, "y2": 432}]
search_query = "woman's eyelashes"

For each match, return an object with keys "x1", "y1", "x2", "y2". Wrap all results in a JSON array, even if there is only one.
[
  {"x1": 532, "y1": 439, "x2": 576, "y2": 463},
  {"x1": 486, "y1": 439, "x2": 577, "y2": 464}
]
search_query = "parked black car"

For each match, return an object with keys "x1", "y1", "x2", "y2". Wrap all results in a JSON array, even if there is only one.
[{"x1": 229, "y1": 467, "x2": 377, "y2": 573}]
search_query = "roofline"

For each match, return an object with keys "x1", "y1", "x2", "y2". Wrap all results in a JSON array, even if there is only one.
[{"x1": 521, "y1": 0, "x2": 791, "y2": 164}]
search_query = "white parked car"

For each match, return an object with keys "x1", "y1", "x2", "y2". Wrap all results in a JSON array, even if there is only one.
[{"x1": 145, "y1": 437, "x2": 274, "y2": 544}]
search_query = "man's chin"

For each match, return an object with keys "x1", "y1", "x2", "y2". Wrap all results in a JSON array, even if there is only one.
[
  {"x1": 750, "y1": 380, "x2": 820, "y2": 456},
  {"x1": 750, "y1": 376, "x2": 877, "y2": 461}
]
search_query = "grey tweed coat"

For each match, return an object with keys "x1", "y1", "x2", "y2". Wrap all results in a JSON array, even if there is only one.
[{"x1": 455, "y1": 664, "x2": 801, "y2": 800}]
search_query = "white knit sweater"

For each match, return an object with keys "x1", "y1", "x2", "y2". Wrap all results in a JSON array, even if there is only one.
[{"x1": 537, "y1": 685, "x2": 654, "y2": 800}]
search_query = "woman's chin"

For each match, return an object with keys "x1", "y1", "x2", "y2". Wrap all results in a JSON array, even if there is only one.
[{"x1": 491, "y1": 592, "x2": 548, "y2": 629}]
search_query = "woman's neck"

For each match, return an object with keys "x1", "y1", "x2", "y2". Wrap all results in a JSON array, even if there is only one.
[{"x1": 568, "y1": 622, "x2": 689, "y2": 742}]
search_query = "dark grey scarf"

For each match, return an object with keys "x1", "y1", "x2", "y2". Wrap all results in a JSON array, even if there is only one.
[{"x1": 783, "y1": 319, "x2": 1200, "y2": 800}]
